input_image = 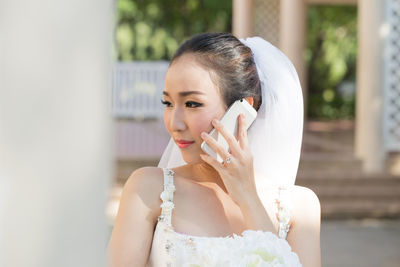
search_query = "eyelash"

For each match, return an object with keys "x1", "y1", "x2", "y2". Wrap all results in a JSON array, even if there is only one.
[{"x1": 160, "y1": 99, "x2": 203, "y2": 108}]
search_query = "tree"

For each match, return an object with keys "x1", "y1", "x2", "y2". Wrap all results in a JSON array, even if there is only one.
[
  {"x1": 306, "y1": 5, "x2": 358, "y2": 119},
  {"x1": 116, "y1": 0, "x2": 232, "y2": 61}
]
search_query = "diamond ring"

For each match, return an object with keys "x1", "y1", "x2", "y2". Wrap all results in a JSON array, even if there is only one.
[{"x1": 224, "y1": 156, "x2": 231, "y2": 164}]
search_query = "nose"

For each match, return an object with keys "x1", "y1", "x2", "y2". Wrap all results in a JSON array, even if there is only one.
[{"x1": 169, "y1": 108, "x2": 186, "y2": 132}]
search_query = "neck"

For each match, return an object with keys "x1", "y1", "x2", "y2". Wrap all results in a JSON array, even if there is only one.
[{"x1": 190, "y1": 162, "x2": 227, "y2": 192}]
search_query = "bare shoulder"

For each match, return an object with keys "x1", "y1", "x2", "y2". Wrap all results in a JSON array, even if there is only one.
[
  {"x1": 108, "y1": 167, "x2": 164, "y2": 266},
  {"x1": 123, "y1": 166, "x2": 164, "y2": 219},
  {"x1": 290, "y1": 185, "x2": 320, "y2": 207},
  {"x1": 289, "y1": 185, "x2": 321, "y2": 226},
  {"x1": 285, "y1": 186, "x2": 322, "y2": 266}
]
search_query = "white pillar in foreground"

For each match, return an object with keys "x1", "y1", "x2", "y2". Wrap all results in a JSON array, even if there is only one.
[
  {"x1": 0, "y1": 0, "x2": 113, "y2": 266},
  {"x1": 355, "y1": 0, "x2": 385, "y2": 173},
  {"x1": 233, "y1": 0, "x2": 254, "y2": 38}
]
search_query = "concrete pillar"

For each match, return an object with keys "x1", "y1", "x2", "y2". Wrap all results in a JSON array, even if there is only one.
[
  {"x1": 233, "y1": 0, "x2": 254, "y2": 38},
  {"x1": 279, "y1": 0, "x2": 308, "y2": 115},
  {"x1": 355, "y1": 0, "x2": 385, "y2": 172},
  {"x1": 0, "y1": 0, "x2": 113, "y2": 266}
]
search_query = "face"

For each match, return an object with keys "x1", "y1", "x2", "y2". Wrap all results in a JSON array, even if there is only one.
[{"x1": 162, "y1": 54, "x2": 227, "y2": 164}]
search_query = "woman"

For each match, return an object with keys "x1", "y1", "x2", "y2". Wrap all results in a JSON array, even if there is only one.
[{"x1": 108, "y1": 33, "x2": 321, "y2": 267}]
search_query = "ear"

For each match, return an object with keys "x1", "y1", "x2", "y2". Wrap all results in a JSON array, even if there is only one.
[{"x1": 244, "y1": 97, "x2": 254, "y2": 107}]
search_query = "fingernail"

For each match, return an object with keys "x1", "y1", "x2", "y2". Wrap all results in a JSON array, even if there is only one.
[
  {"x1": 212, "y1": 119, "x2": 219, "y2": 124},
  {"x1": 201, "y1": 132, "x2": 207, "y2": 138}
]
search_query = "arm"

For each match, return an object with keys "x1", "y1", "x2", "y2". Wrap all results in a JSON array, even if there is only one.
[
  {"x1": 287, "y1": 186, "x2": 321, "y2": 267},
  {"x1": 107, "y1": 167, "x2": 163, "y2": 267}
]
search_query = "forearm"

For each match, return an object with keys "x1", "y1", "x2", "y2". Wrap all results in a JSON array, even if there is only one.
[{"x1": 238, "y1": 195, "x2": 276, "y2": 234}]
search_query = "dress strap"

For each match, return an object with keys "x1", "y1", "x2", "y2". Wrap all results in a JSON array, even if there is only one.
[
  {"x1": 276, "y1": 186, "x2": 291, "y2": 239},
  {"x1": 157, "y1": 168, "x2": 176, "y2": 226}
]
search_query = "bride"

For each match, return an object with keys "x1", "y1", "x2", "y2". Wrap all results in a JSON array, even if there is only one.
[{"x1": 108, "y1": 33, "x2": 321, "y2": 267}]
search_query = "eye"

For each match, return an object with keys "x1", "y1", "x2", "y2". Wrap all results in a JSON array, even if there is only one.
[
  {"x1": 185, "y1": 101, "x2": 203, "y2": 108},
  {"x1": 160, "y1": 99, "x2": 172, "y2": 107}
]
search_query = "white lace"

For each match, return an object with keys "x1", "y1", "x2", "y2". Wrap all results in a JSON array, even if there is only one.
[
  {"x1": 155, "y1": 168, "x2": 301, "y2": 267},
  {"x1": 276, "y1": 186, "x2": 291, "y2": 240}
]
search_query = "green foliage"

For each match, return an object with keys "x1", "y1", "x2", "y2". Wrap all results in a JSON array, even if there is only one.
[
  {"x1": 115, "y1": 2, "x2": 357, "y2": 120},
  {"x1": 306, "y1": 5, "x2": 357, "y2": 120},
  {"x1": 116, "y1": 0, "x2": 232, "y2": 61}
]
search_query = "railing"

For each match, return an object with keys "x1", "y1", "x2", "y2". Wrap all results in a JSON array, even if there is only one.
[
  {"x1": 111, "y1": 61, "x2": 171, "y2": 160},
  {"x1": 384, "y1": 0, "x2": 400, "y2": 152},
  {"x1": 111, "y1": 61, "x2": 169, "y2": 119}
]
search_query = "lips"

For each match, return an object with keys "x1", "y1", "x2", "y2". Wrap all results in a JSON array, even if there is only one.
[{"x1": 176, "y1": 139, "x2": 195, "y2": 148}]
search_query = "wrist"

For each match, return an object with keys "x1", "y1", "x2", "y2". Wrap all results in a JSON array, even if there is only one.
[
  {"x1": 237, "y1": 190, "x2": 262, "y2": 211},
  {"x1": 237, "y1": 192, "x2": 274, "y2": 232}
]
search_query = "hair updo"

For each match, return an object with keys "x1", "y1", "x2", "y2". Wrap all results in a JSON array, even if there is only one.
[{"x1": 170, "y1": 32, "x2": 262, "y2": 111}]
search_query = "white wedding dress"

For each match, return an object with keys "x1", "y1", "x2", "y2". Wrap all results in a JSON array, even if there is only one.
[{"x1": 145, "y1": 168, "x2": 302, "y2": 267}]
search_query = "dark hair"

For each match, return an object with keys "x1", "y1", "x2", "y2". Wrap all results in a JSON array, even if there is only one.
[{"x1": 170, "y1": 32, "x2": 262, "y2": 111}]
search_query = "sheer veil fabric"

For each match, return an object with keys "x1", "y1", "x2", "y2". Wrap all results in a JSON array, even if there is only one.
[{"x1": 158, "y1": 37, "x2": 304, "y2": 189}]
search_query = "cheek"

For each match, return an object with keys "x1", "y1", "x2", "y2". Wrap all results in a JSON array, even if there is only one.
[
  {"x1": 163, "y1": 105, "x2": 226, "y2": 141},
  {"x1": 190, "y1": 110, "x2": 224, "y2": 140},
  {"x1": 163, "y1": 111, "x2": 171, "y2": 133},
  {"x1": 191, "y1": 114, "x2": 213, "y2": 136}
]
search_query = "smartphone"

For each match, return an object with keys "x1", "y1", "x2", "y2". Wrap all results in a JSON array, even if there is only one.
[{"x1": 201, "y1": 99, "x2": 257, "y2": 163}]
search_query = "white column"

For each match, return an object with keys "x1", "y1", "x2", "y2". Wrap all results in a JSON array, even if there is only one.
[
  {"x1": 355, "y1": 0, "x2": 385, "y2": 172},
  {"x1": 233, "y1": 0, "x2": 254, "y2": 38},
  {"x1": 279, "y1": 0, "x2": 308, "y2": 113},
  {"x1": 0, "y1": 0, "x2": 113, "y2": 266},
  {"x1": 307, "y1": 0, "x2": 357, "y2": 4}
]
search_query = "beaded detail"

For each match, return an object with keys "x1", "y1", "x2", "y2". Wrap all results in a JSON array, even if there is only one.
[
  {"x1": 275, "y1": 186, "x2": 292, "y2": 239},
  {"x1": 158, "y1": 169, "x2": 292, "y2": 241},
  {"x1": 157, "y1": 168, "x2": 178, "y2": 266},
  {"x1": 158, "y1": 168, "x2": 176, "y2": 226},
  {"x1": 152, "y1": 168, "x2": 299, "y2": 267},
  {"x1": 165, "y1": 239, "x2": 173, "y2": 253}
]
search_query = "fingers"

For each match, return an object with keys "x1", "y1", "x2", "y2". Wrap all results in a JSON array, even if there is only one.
[
  {"x1": 201, "y1": 131, "x2": 231, "y2": 160},
  {"x1": 237, "y1": 114, "x2": 249, "y2": 149},
  {"x1": 199, "y1": 153, "x2": 225, "y2": 170},
  {"x1": 210, "y1": 118, "x2": 241, "y2": 156}
]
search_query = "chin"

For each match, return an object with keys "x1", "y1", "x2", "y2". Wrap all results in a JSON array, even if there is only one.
[{"x1": 181, "y1": 152, "x2": 203, "y2": 164}]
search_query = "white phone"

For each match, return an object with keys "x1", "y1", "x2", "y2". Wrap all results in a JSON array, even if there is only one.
[{"x1": 201, "y1": 99, "x2": 257, "y2": 163}]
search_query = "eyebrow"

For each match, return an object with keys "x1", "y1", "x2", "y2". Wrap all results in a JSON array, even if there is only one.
[{"x1": 163, "y1": 90, "x2": 205, "y2": 97}]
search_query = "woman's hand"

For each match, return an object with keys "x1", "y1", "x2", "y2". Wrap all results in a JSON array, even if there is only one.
[{"x1": 199, "y1": 113, "x2": 257, "y2": 207}]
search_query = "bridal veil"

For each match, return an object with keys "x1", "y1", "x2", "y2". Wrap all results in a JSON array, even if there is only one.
[{"x1": 158, "y1": 36, "x2": 304, "y2": 189}]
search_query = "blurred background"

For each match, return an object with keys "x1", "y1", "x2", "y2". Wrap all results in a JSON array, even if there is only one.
[
  {"x1": 109, "y1": 0, "x2": 400, "y2": 266},
  {"x1": 1, "y1": 0, "x2": 399, "y2": 266}
]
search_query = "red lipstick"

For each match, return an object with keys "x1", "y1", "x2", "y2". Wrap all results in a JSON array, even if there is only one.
[{"x1": 176, "y1": 139, "x2": 195, "y2": 148}]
